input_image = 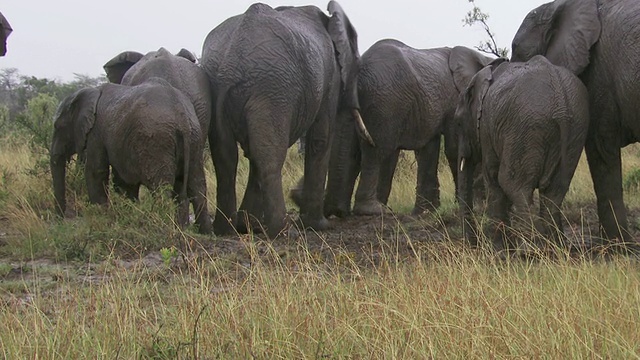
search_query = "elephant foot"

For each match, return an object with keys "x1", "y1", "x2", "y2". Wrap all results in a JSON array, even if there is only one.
[
  {"x1": 213, "y1": 212, "x2": 238, "y2": 235},
  {"x1": 289, "y1": 186, "x2": 303, "y2": 209},
  {"x1": 297, "y1": 214, "x2": 330, "y2": 232},
  {"x1": 196, "y1": 214, "x2": 213, "y2": 235},
  {"x1": 412, "y1": 199, "x2": 439, "y2": 216},
  {"x1": 603, "y1": 238, "x2": 640, "y2": 257},
  {"x1": 352, "y1": 200, "x2": 389, "y2": 216},
  {"x1": 324, "y1": 201, "x2": 351, "y2": 218},
  {"x1": 464, "y1": 229, "x2": 479, "y2": 248}
]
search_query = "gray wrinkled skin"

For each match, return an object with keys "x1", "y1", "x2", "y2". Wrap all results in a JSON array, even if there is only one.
[
  {"x1": 0, "y1": 11, "x2": 12, "y2": 56},
  {"x1": 455, "y1": 56, "x2": 589, "y2": 251},
  {"x1": 512, "y1": 0, "x2": 640, "y2": 246},
  {"x1": 321, "y1": 41, "x2": 493, "y2": 218},
  {"x1": 201, "y1": 2, "x2": 360, "y2": 238},
  {"x1": 50, "y1": 80, "x2": 212, "y2": 234}
]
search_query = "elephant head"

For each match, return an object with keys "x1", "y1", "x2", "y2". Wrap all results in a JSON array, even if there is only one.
[
  {"x1": 50, "y1": 88, "x2": 101, "y2": 215},
  {"x1": 511, "y1": 0, "x2": 601, "y2": 75},
  {"x1": 0, "y1": 12, "x2": 12, "y2": 56}
]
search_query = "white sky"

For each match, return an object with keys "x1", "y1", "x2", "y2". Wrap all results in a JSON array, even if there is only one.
[{"x1": 0, "y1": 0, "x2": 547, "y2": 82}]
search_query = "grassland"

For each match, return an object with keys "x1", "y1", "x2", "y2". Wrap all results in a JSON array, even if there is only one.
[{"x1": 1, "y1": 134, "x2": 640, "y2": 358}]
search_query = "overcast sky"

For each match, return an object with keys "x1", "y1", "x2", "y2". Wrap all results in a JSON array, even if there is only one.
[{"x1": 1, "y1": 0, "x2": 547, "y2": 82}]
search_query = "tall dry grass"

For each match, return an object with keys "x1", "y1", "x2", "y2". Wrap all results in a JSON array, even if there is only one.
[{"x1": 1, "y1": 135, "x2": 640, "y2": 358}]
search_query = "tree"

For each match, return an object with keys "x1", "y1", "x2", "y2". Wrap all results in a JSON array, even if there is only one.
[{"x1": 463, "y1": 0, "x2": 509, "y2": 58}]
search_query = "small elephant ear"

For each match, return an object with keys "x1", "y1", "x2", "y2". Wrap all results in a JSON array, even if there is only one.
[
  {"x1": 52, "y1": 87, "x2": 101, "y2": 156},
  {"x1": 176, "y1": 48, "x2": 197, "y2": 63},
  {"x1": 470, "y1": 66, "x2": 493, "y2": 124},
  {"x1": 103, "y1": 51, "x2": 144, "y2": 84},
  {"x1": 0, "y1": 12, "x2": 12, "y2": 56},
  {"x1": 449, "y1": 46, "x2": 495, "y2": 93},
  {"x1": 327, "y1": 1, "x2": 359, "y2": 90},
  {"x1": 64, "y1": 88, "x2": 101, "y2": 155}
]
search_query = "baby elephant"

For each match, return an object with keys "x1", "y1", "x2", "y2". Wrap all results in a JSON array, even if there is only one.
[
  {"x1": 50, "y1": 78, "x2": 212, "y2": 234},
  {"x1": 455, "y1": 55, "x2": 589, "y2": 252}
]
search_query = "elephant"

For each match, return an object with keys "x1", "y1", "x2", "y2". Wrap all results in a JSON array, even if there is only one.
[
  {"x1": 511, "y1": 0, "x2": 640, "y2": 245},
  {"x1": 103, "y1": 47, "x2": 211, "y2": 145},
  {"x1": 455, "y1": 56, "x2": 589, "y2": 251},
  {"x1": 0, "y1": 11, "x2": 12, "y2": 56},
  {"x1": 50, "y1": 79, "x2": 213, "y2": 234},
  {"x1": 103, "y1": 48, "x2": 212, "y2": 202},
  {"x1": 319, "y1": 41, "x2": 494, "y2": 218},
  {"x1": 201, "y1": 1, "x2": 372, "y2": 238}
]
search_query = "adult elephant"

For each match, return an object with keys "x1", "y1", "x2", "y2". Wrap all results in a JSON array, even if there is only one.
[
  {"x1": 201, "y1": 2, "x2": 371, "y2": 237},
  {"x1": 0, "y1": 11, "x2": 12, "y2": 56},
  {"x1": 511, "y1": 0, "x2": 640, "y2": 246},
  {"x1": 456, "y1": 56, "x2": 589, "y2": 251},
  {"x1": 50, "y1": 79, "x2": 212, "y2": 233},
  {"x1": 321, "y1": 41, "x2": 494, "y2": 217}
]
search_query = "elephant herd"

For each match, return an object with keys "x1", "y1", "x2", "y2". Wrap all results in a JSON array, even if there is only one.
[{"x1": 45, "y1": 0, "x2": 640, "y2": 253}]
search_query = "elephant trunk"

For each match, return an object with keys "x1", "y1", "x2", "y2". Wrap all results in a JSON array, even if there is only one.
[
  {"x1": 458, "y1": 156, "x2": 476, "y2": 245},
  {"x1": 51, "y1": 154, "x2": 67, "y2": 217},
  {"x1": 325, "y1": 108, "x2": 361, "y2": 217}
]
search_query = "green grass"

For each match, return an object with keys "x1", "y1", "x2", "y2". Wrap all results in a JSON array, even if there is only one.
[{"x1": 1, "y1": 133, "x2": 640, "y2": 358}]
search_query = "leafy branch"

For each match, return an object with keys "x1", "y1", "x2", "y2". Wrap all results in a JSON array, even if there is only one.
[{"x1": 463, "y1": 0, "x2": 509, "y2": 58}]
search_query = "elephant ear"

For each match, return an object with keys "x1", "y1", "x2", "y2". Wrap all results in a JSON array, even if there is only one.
[
  {"x1": 546, "y1": 0, "x2": 600, "y2": 74},
  {"x1": 103, "y1": 51, "x2": 144, "y2": 84},
  {"x1": 176, "y1": 48, "x2": 197, "y2": 63},
  {"x1": 327, "y1": 1, "x2": 359, "y2": 92},
  {"x1": 53, "y1": 87, "x2": 101, "y2": 156},
  {"x1": 449, "y1": 46, "x2": 495, "y2": 93},
  {"x1": 513, "y1": 0, "x2": 600, "y2": 75},
  {"x1": 0, "y1": 12, "x2": 12, "y2": 56},
  {"x1": 469, "y1": 66, "x2": 493, "y2": 126}
]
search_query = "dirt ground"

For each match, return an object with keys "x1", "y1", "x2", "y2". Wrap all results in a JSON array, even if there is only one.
[{"x1": 1, "y1": 204, "x2": 639, "y2": 299}]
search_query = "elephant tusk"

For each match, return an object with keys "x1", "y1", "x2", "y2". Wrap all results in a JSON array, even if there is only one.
[
  {"x1": 352, "y1": 109, "x2": 375, "y2": 147},
  {"x1": 460, "y1": 158, "x2": 465, "y2": 172}
]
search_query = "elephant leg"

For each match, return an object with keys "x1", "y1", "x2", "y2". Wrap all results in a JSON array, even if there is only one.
[
  {"x1": 244, "y1": 109, "x2": 289, "y2": 237},
  {"x1": 171, "y1": 176, "x2": 190, "y2": 229},
  {"x1": 353, "y1": 145, "x2": 388, "y2": 215},
  {"x1": 210, "y1": 127, "x2": 238, "y2": 235},
  {"x1": 324, "y1": 110, "x2": 361, "y2": 218},
  {"x1": 256, "y1": 153, "x2": 288, "y2": 238},
  {"x1": 443, "y1": 119, "x2": 460, "y2": 197},
  {"x1": 237, "y1": 161, "x2": 264, "y2": 234},
  {"x1": 188, "y1": 157, "x2": 212, "y2": 234},
  {"x1": 112, "y1": 168, "x2": 139, "y2": 200},
  {"x1": 584, "y1": 137, "x2": 631, "y2": 243},
  {"x1": 538, "y1": 188, "x2": 566, "y2": 246},
  {"x1": 85, "y1": 147, "x2": 110, "y2": 206},
  {"x1": 483, "y1": 160, "x2": 512, "y2": 252},
  {"x1": 506, "y1": 188, "x2": 536, "y2": 250},
  {"x1": 300, "y1": 115, "x2": 331, "y2": 231},
  {"x1": 413, "y1": 136, "x2": 441, "y2": 215},
  {"x1": 376, "y1": 149, "x2": 399, "y2": 205}
]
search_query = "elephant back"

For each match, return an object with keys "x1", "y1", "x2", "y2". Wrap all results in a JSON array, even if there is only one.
[{"x1": 122, "y1": 49, "x2": 212, "y2": 137}]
